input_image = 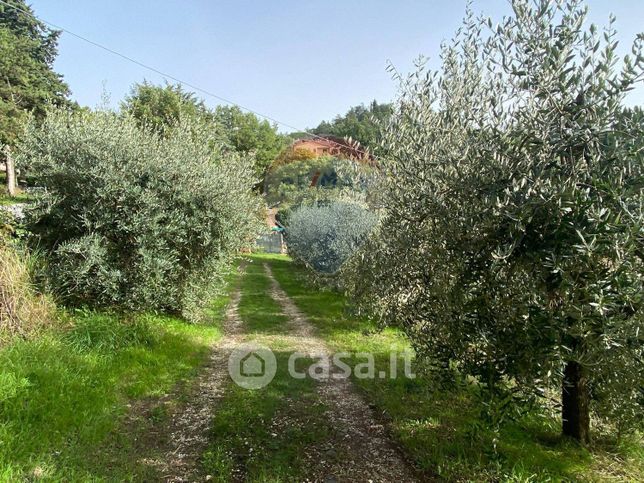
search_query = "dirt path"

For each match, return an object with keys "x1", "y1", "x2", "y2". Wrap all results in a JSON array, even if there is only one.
[
  {"x1": 139, "y1": 278, "x2": 247, "y2": 482},
  {"x1": 263, "y1": 263, "x2": 419, "y2": 483},
  {"x1": 122, "y1": 261, "x2": 417, "y2": 482}
]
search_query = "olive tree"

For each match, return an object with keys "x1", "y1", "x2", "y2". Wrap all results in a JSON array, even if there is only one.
[
  {"x1": 286, "y1": 200, "x2": 377, "y2": 274},
  {"x1": 17, "y1": 108, "x2": 261, "y2": 321},
  {"x1": 344, "y1": 0, "x2": 643, "y2": 443},
  {"x1": 121, "y1": 81, "x2": 212, "y2": 135}
]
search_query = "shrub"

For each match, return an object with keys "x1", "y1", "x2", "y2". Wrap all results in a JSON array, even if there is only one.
[
  {"x1": 17, "y1": 108, "x2": 261, "y2": 320},
  {"x1": 286, "y1": 200, "x2": 377, "y2": 274},
  {"x1": 343, "y1": 1, "x2": 644, "y2": 441}
]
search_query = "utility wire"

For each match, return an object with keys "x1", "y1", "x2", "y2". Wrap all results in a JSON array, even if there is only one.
[{"x1": 0, "y1": 0, "x2": 377, "y2": 160}]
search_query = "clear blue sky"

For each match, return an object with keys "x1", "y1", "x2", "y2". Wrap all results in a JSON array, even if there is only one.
[{"x1": 28, "y1": 0, "x2": 644, "y2": 132}]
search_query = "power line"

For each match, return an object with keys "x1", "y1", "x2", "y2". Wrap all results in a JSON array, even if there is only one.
[{"x1": 0, "y1": 0, "x2": 377, "y2": 160}]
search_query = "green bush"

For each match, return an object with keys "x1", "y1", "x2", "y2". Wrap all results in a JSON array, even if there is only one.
[{"x1": 17, "y1": 108, "x2": 261, "y2": 320}]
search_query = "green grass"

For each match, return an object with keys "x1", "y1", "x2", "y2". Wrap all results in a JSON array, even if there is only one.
[
  {"x1": 2, "y1": 251, "x2": 639, "y2": 481},
  {"x1": 203, "y1": 258, "x2": 330, "y2": 482},
  {"x1": 259, "y1": 253, "x2": 644, "y2": 482},
  {"x1": 203, "y1": 353, "x2": 329, "y2": 482},
  {"x1": 0, "y1": 174, "x2": 33, "y2": 205},
  {"x1": 0, "y1": 266, "x2": 239, "y2": 481},
  {"x1": 238, "y1": 258, "x2": 289, "y2": 334},
  {"x1": 0, "y1": 192, "x2": 31, "y2": 205}
]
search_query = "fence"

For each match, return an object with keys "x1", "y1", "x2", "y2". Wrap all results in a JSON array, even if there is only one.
[{"x1": 256, "y1": 232, "x2": 286, "y2": 254}]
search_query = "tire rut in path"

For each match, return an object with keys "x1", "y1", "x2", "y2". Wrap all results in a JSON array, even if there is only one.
[
  {"x1": 141, "y1": 281, "x2": 246, "y2": 482},
  {"x1": 263, "y1": 263, "x2": 419, "y2": 483}
]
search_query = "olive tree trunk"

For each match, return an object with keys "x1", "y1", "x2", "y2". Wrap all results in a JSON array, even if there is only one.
[{"x1": 562, "y1": 360, "x2": 591, "y2": 445}]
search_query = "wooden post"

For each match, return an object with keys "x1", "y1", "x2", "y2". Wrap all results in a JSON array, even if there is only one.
[{"x1": 4, "y1": 146, "x2": 17, "y2": 197}]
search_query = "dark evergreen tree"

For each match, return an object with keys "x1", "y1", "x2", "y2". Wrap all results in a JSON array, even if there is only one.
[{"x1": 0, "y1": 0, "x2": 71, "y2": 147}]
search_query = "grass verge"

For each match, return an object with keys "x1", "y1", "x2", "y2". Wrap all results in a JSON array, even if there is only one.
[
  {"x1": 0, "y1": 264, "x2": 239, "y2": 481},
  {"x1": 0, "y1": 191, "x2": 31, "y2": 206},
  {"x1": 0, "y1": 241, "x2": 54, "y2": 342},
  {"x1": 259, "y1": 253, "x2": 644, "y2": 482},
  {"x1": 0, "y1": 174, "x2": 32, "y2": 206}
]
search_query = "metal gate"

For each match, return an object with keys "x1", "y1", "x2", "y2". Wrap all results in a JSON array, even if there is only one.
[{"x1": 256, "y1": 232, "x2": 285, "y2": 254}]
